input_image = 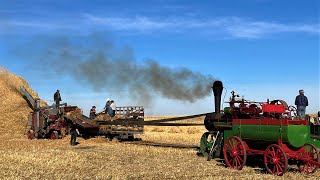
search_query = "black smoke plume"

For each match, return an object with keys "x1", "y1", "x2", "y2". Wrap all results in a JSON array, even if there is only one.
[{"x1": 17, "y1": 34, "x2": 215, "y2": 105}]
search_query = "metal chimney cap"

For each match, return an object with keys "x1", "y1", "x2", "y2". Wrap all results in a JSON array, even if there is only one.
[{"x1": 212, "y1": 81, "x2": 223, "y2": 88}]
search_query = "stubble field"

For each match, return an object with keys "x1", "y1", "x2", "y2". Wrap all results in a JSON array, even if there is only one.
[{"x1": 0, "y1": 117, "x2": 319, "y2": 179}]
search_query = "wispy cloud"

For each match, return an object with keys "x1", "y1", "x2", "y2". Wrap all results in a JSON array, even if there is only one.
[
  {"x1": 83, "y1": 14, "x2": 320, "y2": 38},
  {"x1": 1, "y1": 13, "x2": 319, "y2": 39},
  {"x1": 225, "y1": 19, "x2": 320, "y2": 38}
]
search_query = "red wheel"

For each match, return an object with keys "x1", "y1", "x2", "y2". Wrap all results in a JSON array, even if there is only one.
[
  {"x1": 27, "y1": 130, "x2": 34, "y2": 139},
  {"x1": 264, "y1": 144, "x2": 288, "y2": 176},
  {"x1": 223, "y1": 136, "x2": 247, "y2": 170},
  {"x1": 50, "y1": 131, "x2": 59, "y2": 140},
  {"x1": 297, "y1": 144, "x2": 319, "y2": 174}
]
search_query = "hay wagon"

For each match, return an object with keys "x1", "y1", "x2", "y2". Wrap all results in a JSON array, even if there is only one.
[
  {"x1": 94, "y1": 106, "x2": 144, "y2": 141},
  {"x1": 200, "y1": 81, "x2": 320, "y2": 176}
]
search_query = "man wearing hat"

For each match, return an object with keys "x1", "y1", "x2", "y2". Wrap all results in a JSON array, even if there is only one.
[
  {"x1": 295, "y1": 90, "x2": 308, "y2": 118},
  {"x1": 89, "y1": 106, "x2": 97, "y2": 119},
  {"x1": 104, "y1": 98, "x2": 112, "y2": 114}
]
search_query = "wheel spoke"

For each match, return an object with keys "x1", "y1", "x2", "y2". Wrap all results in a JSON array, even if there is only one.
[
  {"x1": 231, "y1": 158, "x2": 235, "y2": 167},
  {"x1": 306, "y1": 163, "x2": 311, "y2": 172},
  {"x1": 266, "y1": 154, "x2": 273, "y2": 160},
  {"x1": 234, "y1": 158, "x2": 239, "y2": 168},
  {"x1": 277, "y1": 163, "x2": 283, "y2": 173},
  {"x1": 272, "y1": 164, "x2": 276, "y2": 174},
  {"x1": 235, "y1": 156, "x2": 240, "y2": 168},
  {"x1": 275, "y1": 149, "x2": 278, "y2": 157},
  {"x1": 307, "y1": 162, "x2": 314, "y2": 171},
  {"x1": 278, "y1": 161, "x2": 284, "y2": 166},
  {"x1": 226, "y1": 143, "x2": 233, "y2": 150},
  {"x1": 276, "y1": 149, "x2": 283, "y2": 158},
  {"x1": 271, "y1": 147, "x2": 275, "y2": 156},
  {"x1": 302, "y1": 164, "x2": 306, "y2": 172},
  {"x1": 237, "y1": 156, "x2": 244, "y2": 163},
  {"x1": 230, "y1": 139, "x2": 235, "y2": 149}
]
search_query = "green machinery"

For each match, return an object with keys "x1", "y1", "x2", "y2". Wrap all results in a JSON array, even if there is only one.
[{"x1": 200, "y1": 81, "x2": 320, "y2": 175}]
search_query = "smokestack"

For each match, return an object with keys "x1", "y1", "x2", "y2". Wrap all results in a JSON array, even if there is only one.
[{"x1": 212, "y1": 81, "x2": 223, "y2": 113}]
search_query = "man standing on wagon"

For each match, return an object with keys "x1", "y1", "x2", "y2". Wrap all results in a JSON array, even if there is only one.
[
  {"x1": 110, "y1": 100, "x2": 116, "y2": 117},
  {"x1": 54, "y1": 90, "x2": 62, "y2": 108},
  {"x1": 89, "y1": 106, "x2": 97, "y2": 119},
  {"x1": 295, "y1": 89, "x2": 308, "y2": 119}
]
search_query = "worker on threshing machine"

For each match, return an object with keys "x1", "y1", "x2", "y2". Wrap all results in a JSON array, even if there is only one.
[
  {"x1": 89, "y1": 106, "x2": 97, "y2": 119},
  {"x1": 110, "y1": 100, "x2": 116, "y2": 117},
  {"x1": 54, "y1": 90, "x2": 62, "y2": 108},
  {"x1": 70, "y1": 121, "x2": 80, "y2": 146},
  {"x1": 295, "y1": 89, "x2": 308, "y2": 119},
  {"x1": 104, "y1": 98, "x2": 110, "y2": 112},
  {"x1": 104, "y1": 98, "x2": 112, "y2": 115}
]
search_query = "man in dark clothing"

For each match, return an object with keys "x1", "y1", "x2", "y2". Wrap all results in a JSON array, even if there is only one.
[
  {"x1": 89, "y1": 106, "x2": 97, "y2": 119},
  {"x1": 70, "y1": 122, "x2": 80, "y2": 146},
  {"x1": 54, "y1": 90, "x2": 62, "y2": 108},
  {"x1": 295, "y1": 90, "x2": 308, "y2": 118},
  {"x1": 104, "y1": 98, "x2": 111, "y2": 114}
]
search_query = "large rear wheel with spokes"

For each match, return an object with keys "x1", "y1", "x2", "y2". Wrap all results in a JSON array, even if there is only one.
[{"x1": 223, "y1": 136, "x2": 247, "y2": 170}]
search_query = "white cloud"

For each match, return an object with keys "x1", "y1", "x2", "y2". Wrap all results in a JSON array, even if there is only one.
[
  {"x1": 1, "y1": 14, "x2": 319, "y2": 39},
  {"x1": 83, "y1": 14, "x2": 320, "y2": 38}
]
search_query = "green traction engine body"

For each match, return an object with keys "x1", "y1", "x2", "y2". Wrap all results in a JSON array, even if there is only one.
[{"x1": 200, "y1": 81, "x2": 320, "y2": 158}]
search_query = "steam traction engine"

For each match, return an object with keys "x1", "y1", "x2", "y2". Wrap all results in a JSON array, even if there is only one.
[{"x1": 200, "y1": 81, "x2": 320, "y2": 176}]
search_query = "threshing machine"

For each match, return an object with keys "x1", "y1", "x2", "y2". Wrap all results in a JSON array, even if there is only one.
[
  {"x1": 21, "y1": 86, "x2": 99, "y2": 139},
  {"x1": 200, "y1": 81, "x2": 320, "y2": 176},
  {"x1": 22, "y1": 86, "x2": 146, "y2": 141}
]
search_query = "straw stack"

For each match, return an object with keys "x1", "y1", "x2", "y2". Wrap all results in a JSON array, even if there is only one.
[{"x1": 0, "y1": 67, "x2": 45, "y2": 139}]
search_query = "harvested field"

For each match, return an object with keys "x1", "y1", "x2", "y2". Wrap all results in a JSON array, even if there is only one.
[{"x1": 0, "y1": 68, "x2": 319, "y2": 179}]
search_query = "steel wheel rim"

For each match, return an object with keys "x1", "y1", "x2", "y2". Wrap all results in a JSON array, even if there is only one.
[
  {"x1": 264, "y1": 144, "x2": 288, "y2": 176},
  {"x1": 223, "y1": 136, "x2": 247, "y2": 170},
  {"x1": 200, "y1": 132, "x2": 215, "y2": 156},
  {"x1": 298, "y1": 144, "x2": 319, "y2": 174}
]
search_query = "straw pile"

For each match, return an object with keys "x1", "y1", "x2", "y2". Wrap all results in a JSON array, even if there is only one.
[
  {"x1": 65, "y1": 107, "x2": 83, "y2": 119},
  {"x1": 0, "y1": 67, "x2": 45, "y2": 139},
  {"x1": 94, "y1": 113, "x2": 122, "y2": 121}
]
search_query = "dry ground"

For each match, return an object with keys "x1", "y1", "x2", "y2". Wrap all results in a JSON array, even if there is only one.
[
  {"x1": 0, "y1": 118, "x2": 319, "y2": 179},
  {"x1": 0, "y1": 68, "x2": 319, "y2": 179}
]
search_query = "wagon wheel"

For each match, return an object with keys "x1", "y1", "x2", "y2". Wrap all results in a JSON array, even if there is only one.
[
  {"x1": 264, "y1": 144, "x2": 288, "y2": 176},
  {"x1": 27, "y1": 130, "x2": 34, "y2": 140},
  {"x1": 200, "y1": 132, "x2": 214, "y2": 157},
  {"x1": 223, "y1": 136, "x2": 247, "y2": 170},
  {"x1": 297, "y1": 144, "x2": 319, "y2": 174},
  {"x1": 50, "y1": 131, "x2": 59, "y2": 140}
]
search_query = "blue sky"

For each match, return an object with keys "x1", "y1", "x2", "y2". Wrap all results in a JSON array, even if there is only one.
[{"x1": 0, "y1": 0, "x2": 319, "y2": 115}]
